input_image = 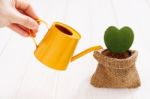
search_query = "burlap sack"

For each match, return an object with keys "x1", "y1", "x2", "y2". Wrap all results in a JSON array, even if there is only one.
[{"x1": 91, "y1": 49, "x2": 141, "y2": 88}]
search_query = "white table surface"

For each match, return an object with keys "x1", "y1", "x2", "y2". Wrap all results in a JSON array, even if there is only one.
[{"x1": 0, "y1": 0, "x2": 150, "y2": 99}]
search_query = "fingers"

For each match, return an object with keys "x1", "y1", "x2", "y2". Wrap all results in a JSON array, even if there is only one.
[
  {"x1": 8, "y1": 23, "x2": 37, "y2": 37},
  {"x1": 15, "y1": 0, "x2": 39, "y2": 20},
  {"x1": 8, "y1": 24, "x2": 29, "y2": 37},
  {"x1": 17, "y1": 24, "x2": 37, "y2": 37},
  {"x1": 9, "y1": 9, "x2": 39, "y2": 33},
  {"x1": 7, "y1": 0, "x2": 39, "y2": 37}
]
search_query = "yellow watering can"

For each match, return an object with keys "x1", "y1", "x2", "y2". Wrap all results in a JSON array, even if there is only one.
[{"x1": 31, "y1": 19, "x2": 103, "y2": 70}]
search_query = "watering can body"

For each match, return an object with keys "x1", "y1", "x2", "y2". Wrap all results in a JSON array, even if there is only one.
[
  {"x1": 34, "y1": 22, "x2": 81, "y2": 70},
  {"x1": 33, "y1": 20, "x2": 102, "y2": 71}
]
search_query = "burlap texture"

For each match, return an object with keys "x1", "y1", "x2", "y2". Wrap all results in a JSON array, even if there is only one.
[{"x1": 91, "y1": 49, "x2": 141, "y2": 88}]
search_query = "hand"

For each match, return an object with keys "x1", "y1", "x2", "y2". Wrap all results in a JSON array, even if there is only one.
[{"x1": 0, "y1": 0, "x2": 39, "y2": 37}]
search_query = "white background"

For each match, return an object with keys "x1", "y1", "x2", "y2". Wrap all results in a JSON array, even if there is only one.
[{"x1": 0, "y1": 0, "x2": 150, "y2": 99}]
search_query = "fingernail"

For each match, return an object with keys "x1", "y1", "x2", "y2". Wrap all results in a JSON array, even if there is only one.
[
  {"x1": 31, "y1": 24, "x2": 37, "y2": 30},
  {"x1": 28, "y1": 20, "x2": 38, "y2": 30},
  {"x1": 24, "y1": 33, "x2": 29, "y2": 37}
]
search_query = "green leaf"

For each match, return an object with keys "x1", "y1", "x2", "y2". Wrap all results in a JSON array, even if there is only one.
[{"x1": 104, "y1": 26, "x2": 134, "y2": 53}]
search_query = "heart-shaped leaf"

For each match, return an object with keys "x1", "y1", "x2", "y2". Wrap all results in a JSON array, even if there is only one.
[{"x1": 104, "y1": 26, "x2": 134, "y2": 53}]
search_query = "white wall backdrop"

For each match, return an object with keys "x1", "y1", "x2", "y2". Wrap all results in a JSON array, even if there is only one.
[{"x1": 0, "y1": 0, "x2": 150, "y2": 99}]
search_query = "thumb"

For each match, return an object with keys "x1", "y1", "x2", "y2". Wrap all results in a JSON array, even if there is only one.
[{"x1": 9, "y1": 9, "x2": 39, "y2": 32}]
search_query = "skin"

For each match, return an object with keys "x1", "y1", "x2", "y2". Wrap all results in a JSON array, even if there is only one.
[{"x1": 0, "y1": 0, "x2": 39, "y2": 37}]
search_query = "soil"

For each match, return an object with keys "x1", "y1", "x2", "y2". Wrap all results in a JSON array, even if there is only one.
[{"x1": 102, "y1": 49, "x2": 131, "y2": 59}]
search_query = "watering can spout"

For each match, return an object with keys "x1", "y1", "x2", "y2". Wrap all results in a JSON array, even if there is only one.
[{"x1": 71, "y1": 45, "x2": 103, "y2": 62}]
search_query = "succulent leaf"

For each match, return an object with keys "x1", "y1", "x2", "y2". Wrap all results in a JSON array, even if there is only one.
[{"x1": 104, "y1": 26, "x2": 134, "y2": 53}]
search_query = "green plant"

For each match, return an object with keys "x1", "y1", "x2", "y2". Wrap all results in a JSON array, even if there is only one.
[{"x1": 104, "y1": 26, "x2": 134, "y2": 53}]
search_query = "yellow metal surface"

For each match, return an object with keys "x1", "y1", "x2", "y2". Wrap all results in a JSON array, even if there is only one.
[
  {"x1": 34, "y1": 20, "x2": 103, "y2": 71},
  {"x1": 34, "y1": 22, "x2": 81, "y2": 70},
  {"x1": 71, "y1": 45, "x2": 103, "y2": 62}
]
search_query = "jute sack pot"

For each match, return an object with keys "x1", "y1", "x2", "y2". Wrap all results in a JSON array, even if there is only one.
[{"x1": 91, "y1": 49, "x2": 141, "y2": 88}]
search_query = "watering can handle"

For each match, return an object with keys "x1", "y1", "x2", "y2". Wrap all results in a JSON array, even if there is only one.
[
  {"x1": 30, "y1": 19, "x2": 49, "y2": 48},
  {"x1": 71, "y1": 45, "x2": 103, "y2": 62}
]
